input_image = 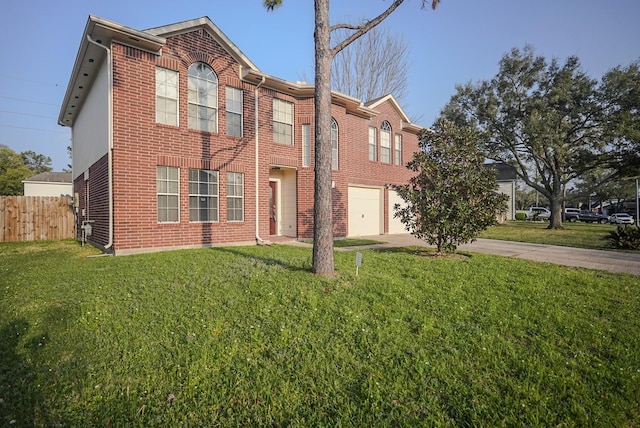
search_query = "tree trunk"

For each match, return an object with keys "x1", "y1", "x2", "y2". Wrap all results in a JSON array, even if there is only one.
[
  {"x1": 548, "y1": 183, "x2": 564, "y2": 230},
  {"x1": 312, "y1": 0, "x2": 335, "y2": 275}
]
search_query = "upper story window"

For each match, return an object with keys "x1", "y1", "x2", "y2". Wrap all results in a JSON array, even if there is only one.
[
  {"x1": 226, "y1": 87, "x2": 243, "y2": 137},
  {"x1": 368, "y1": 126, "x2": 377, "y2": 161},
  {"x1": 188, "y1": 62, "x2": 218, "y2": 132},
  {"x1": 380, "y1": 121, "x2": 392, "y2": 164},
  {"x1": 302, "y1": 124, "x2": 311, "y2": 167},
  {"x1": 394, "y1": 134, "x2": 403, "y2": 166},
  {"x1": 331, "y1": 118, "x2": 339, "y2": 170},
  {"x1": 273, "y1": 98, "x2": 294, "y2": 145},
  {"x1": 156, "y1": 67, "x2": 178, "y2": 126}
]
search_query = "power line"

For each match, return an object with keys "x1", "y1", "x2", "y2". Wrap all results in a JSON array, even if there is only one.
[
  {"x1": 0, "y1": 109, "x2": 57, "y2": 120},
  {"x1": 0, "y1": 95, "x2": 59, "y2": 106},
  {"x1": 0, "y1": 124, "x2": 68, "y2": 134}
]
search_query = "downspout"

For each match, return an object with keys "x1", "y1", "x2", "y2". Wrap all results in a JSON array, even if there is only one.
[
  {"x1": 511, "y1": 180, "x2": 516, "y2": 220},
  {"x1": 255, "y1": 76, "x2": 266, "y2": 244},
  {"x1": 86, "y1": 35, "x2": 114, "y2": 250}
]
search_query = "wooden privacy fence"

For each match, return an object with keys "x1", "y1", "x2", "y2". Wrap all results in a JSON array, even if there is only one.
[{"x1": 0, "y1": 196, "x2": 75, "y2": 242}]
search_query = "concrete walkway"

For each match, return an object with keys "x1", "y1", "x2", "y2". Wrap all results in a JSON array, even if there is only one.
[{"x1": 318, "y1": 234, "x2": 640, "y2": 276}]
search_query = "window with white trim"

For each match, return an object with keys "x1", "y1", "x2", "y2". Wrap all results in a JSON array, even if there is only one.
[
  {"x1": 273, "y1": 98, "x2": 294, "y2": 145},
  {"x1": 156, "y1": 67, "x2": 178, "y2": 126},
  {"x1": 188, "y1": 62, "x2": 218, "y2": 132},
  {"x1": 189, "y1": 169, "x2": 219, "y2": 222},
  {"x1": 368, "y1": 126, "x2": 377, "y2": 161},
  {"x1": 302, "y1": 124, "x2": 311, "y2": 167},
  {"x1": 331, "y1": 118, "x2": 338, "y2": 170},
  {"x1": 157, "y1": 166, "x2": 179, "y2": 223},
  {"x1": 380, "y1": 121, "x2": 392, "y2": 164},
  {"x1": 226, "y1": 86, "x2": 243, "y2": 137},
  {"x1": 226, "y1": 172, "x2": 244, "y2": 222},
  {"x1": 394, "y1": 134, "x2": 402, "y2": 166}
]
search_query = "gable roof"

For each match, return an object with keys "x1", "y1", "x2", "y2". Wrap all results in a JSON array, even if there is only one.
[
  {"x1": 23, "y1": 172, "x2": 72, "y2": 184},
  {"x1": 365, "y1": 94, "x2": 410, "y2": 122},
  {"x1": 144, "y1": 17, "x2": 260, "y2": 71},
  {"x1": 59, "y1": 16, "x2": 424, "y2": 134},
  {"x1": 58, "y1": 15, "x2": 166, "y2": 127},
  {"x1": 59, "y1": 16, "x2": 264, "y2": 128},
  {"x1": 486, "y1": 162, "x2": 518, "y2": 181},
  {"x1": 364, "y1": 94, "x2": 423, "y2": 133}
]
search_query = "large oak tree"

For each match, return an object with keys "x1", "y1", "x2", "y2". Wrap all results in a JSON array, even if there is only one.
[
  {"x1": 599, "y1": 62, "x2": 640, "y2": 177},
  {"x1": 441, "y1": 46, "x2": 635, "y2": 229},
  {"x1": 265, "y1": 0, "x2": 440, "y2": 274}
]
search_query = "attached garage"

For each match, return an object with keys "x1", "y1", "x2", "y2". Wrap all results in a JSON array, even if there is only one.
[
  {"x1": 348, "y1": 186, "x2": 382, "y2": 236},
  {"x1": 388, "y1": 190, "x2": 408, "y2": 234}
]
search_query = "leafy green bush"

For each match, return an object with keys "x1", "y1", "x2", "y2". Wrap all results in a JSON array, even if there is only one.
[
  {"x1": 515, "y1": 212, "x2": 527, "y2": 221},
  {"x1": 605, "y1": 225, "x2": 640, "y2": 250},
  {"x1": 393, "y1": 120, "x2": 509, "y2": 253}
]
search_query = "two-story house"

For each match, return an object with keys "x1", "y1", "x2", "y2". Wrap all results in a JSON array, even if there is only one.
[{"x1": 58, "y1": 16, "x2": 422, "y2": 255}]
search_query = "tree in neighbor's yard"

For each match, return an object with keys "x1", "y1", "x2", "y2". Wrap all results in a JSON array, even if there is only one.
[
  {"x1": 0, "y1": 145, "x2": 52, "y2": 195},
  {"x1": 264, "y1": 0, "x2": 441, "y2": 275},
  {"x1": 331, "y1": 24, "x2": 410, "y2": 106},
  {"x1": 393, "y1": 119, "x2": 508, "y2": 254},
  {"x1": 571, "y1": 167, "x2": 636, "y2": 212},
  {"x1": 599, "y1": 62, "x2": 640, "y2": 178},
  {"x1": 442, "y1": 46, "x2": 621, "y2": 230}
]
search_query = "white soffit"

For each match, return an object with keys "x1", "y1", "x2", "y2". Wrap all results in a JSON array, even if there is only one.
[{"x1": 59, "y1": 15, "x2": 165, "y2": 127}]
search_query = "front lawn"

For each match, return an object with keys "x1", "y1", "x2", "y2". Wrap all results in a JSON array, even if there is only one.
[
  {"x1": 301, "y1": 238, "x2": 385, "y2": 247},
  {"x1": 480, "y1": 221, "x2": 618, "y2": 250},
  {"x1": 1, "y1": 240, "x2": 638, "y2": 426}
]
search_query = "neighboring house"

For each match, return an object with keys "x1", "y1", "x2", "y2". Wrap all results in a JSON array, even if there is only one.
[
  {"x1": 486, "y1": 162, "x2": 517, "y2": 222},
  {"x1": 58, "y1": 16, "x2": 422, "y2": 255},
  {"x1": 22, "y1": 172, "x2": 73, "y2": 197}
]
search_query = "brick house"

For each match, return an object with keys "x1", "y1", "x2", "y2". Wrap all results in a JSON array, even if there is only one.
[{"x1": 58, "y1": 16, "x2": 422, "y2": 255}]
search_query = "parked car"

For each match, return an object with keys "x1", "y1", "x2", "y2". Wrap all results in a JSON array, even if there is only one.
[
  {"x1": 564, "y1": 208, "x2": 581, "y2": 222},
  {"x1": 610, "y1": 213, "x2": 634, "y2": 225},
  {"x1": 516, "y1": 206, "x2": 551, "y2": 221},
  {"x1": 530, "y1": 207, "x2": 551, "y2": 220},
  {"x1": 577, "y1": 210, "x2": 609, "y2": 224}
]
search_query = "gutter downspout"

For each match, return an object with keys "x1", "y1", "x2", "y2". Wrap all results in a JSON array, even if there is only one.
[
  {"x1": 86, "y1": 35, "x2": 114, "y2": 250},
  {"x1": 255, "y1": 76, "x2": 266, "y2": 244}
]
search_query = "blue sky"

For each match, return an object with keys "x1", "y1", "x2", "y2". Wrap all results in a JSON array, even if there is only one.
[{"x1": 1, "y1": 0, "x2": 638, "y2": 171}]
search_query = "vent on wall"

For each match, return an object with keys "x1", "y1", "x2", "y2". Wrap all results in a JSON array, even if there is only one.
[{"x1": 124, "y1": 45, "x2": 142, "y2": 59}]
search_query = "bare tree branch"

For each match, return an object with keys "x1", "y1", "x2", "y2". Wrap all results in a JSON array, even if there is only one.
[
  {"x1": 331, "y1": 0, "x2": 404, "y2": 57},
  {"x1": 331, "y1": 25, "x2": 409, "y2": 103}
]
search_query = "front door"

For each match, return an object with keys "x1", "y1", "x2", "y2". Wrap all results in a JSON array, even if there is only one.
[{"x1": 269, "y1": 181, "x2": 277, "y2": 235}]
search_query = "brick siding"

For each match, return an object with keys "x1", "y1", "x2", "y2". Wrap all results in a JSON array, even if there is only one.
[{"x1": 76, "y1": 23, "x2": 420, "y2": 253}]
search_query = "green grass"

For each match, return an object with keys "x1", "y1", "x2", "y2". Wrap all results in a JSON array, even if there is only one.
[
  {"x1": 1, "y1": 240, "x2": 639, "y2": 426},
  {"x1": 480, "y1": 221, "x2": 619, "y2": 250},
  {"x1": 301, "y1": 238, "x2": 386, "y2": 247}
]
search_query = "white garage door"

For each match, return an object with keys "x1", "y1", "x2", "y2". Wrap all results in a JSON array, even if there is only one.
[
  {"x1": 348, "y1": 186, "x2": 382, "y2": 236},
  {"x1": 388, "y1": 190, "x2": 408, "y2": 234}
]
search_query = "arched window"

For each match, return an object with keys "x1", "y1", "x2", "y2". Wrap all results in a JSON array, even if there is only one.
[
  {"x1": 331, "y1": 118, "x2": 339, "y2": 170},
  {"x1": 380, "y1": 121, "x2": 391, "y2": 164},
  {"x1": 188, "y1": 62, "x2": 218, "y2": 132}
]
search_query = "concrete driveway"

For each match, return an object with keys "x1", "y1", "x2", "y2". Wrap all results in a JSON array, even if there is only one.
[{"x1": 347, "y1": 234, "x2": 640, "y2": 276}]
